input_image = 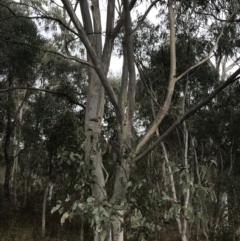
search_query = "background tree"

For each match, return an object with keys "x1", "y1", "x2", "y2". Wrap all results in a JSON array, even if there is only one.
[
  {"x1": 1, "y1": 1, "x2": 240, "y2": 241},
  {"x1": 0, "y1": 1, "x2": 42, "y2": 207}
]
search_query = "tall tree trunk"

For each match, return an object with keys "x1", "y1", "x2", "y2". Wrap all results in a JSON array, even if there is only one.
[
  {"x1": 3, "y1": 74, "x2": 14, "y2": 207},
  {"x1": 108, "y1": 1, "x2": 137, "y2": 238},
  {"x1": 11, "y1": 135, "x2": 19, "y2": 206},
  {"x1": 61, "y1": 1, "x2": 136, "y2": 240},
  {"x1": 161, "y1": 142, "x2": 182, "y2": 234},
  {"x1": 181, "y1": 120, "x2": 190, "y2": 241},
  {"x1": 80, "y1": 216, "x2": 84, "y2": 241},
  {"x1": 10, "y1": 94, "x2": 25, "y2": 206},
  {"x1": 181, "y1": 73, "x2": 190, "y2": 241},
  {"x1": 110, "y1": 158, "x2": 130, "y2": 241},
  {"x1": 42, "y1": 181, "x2": 49, "y2": 238},
  {"x1": 23, "y1": 168, "x2": 28, "y2": 207}
]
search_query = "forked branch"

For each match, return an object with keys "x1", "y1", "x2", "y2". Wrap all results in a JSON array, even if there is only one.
[
  {"x1": 0, "y1": 87, "x2": 85, "y2": 108},
  {"x1": 135, "y1": 0, "x2": 176, "y2": 154},
  {"x1": 133, "y1": 67, "x2": 240, "y2": 162},
  {"x1": 176, "y1": 10, "x2": 239, "y2": 82},
  {"x1": 61, "y1": 0, "x2": 122, "y2": 121}
]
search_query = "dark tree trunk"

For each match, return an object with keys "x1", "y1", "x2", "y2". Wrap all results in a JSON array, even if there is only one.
[{"x1": 3, "y1": 74, "x2": 13, "y2": 205}]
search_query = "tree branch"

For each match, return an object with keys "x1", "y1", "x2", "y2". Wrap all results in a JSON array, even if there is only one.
[
  {"x1": 136, "y1": 61, "x2": 160, "y2": 108},
  {"x1": 61, "y1": 0, "x2": 122, "y2": 122},
  {"x1": 132, "y1": 0, "x2": 159, "y2": 33},
  {"x1": 123, "y1": 0, "x2": 136, "y2": 138},
  {"x1": 176, "y1": 25, "x2": 225, "y2": 82},
  {"x1": 92, "y1": 0, "x2": 102, "y2": 58},
  {"x1": 0, "y1": 37, "x2": 94, "y2": 68},
  {"x1": 104, "y1": 0, "x2": 138, "y2": 47},
  {"x1": 195, "y1": 10, "x2": 240, "y2": 23},
  {"x1": 225, "y1": 57, "x2": 240, "y2": 73},
  {"x1": 176, "y1": 10, "x2": 239, "y2": 82},
  {"x1": 102, "y1": 0, "x2": 115, "y2": 72},
  {"x1": 0, "y1": 12, "x2": 79, "y2": 38},
  {"x1": 118, "y1": 44, "x2": 128, "y2": 113},
  {"x1": 134, "y1": 0, "x2": 176, "y2": 155},
  {"x1": 133, "y1": 67, "x2": 240, "y2": 162},
  {"x1": 0, "y1": 87, "x2": 85, "y2": 108}
]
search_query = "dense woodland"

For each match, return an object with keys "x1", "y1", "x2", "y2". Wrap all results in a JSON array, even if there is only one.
[{"x1": 1, "y1": 0, "x2": 240, "y2": 241}]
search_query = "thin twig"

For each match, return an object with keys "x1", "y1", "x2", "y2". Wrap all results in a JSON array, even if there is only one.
[{"x1": 0, "y1": 87, "x2": 85, "y2": 108}]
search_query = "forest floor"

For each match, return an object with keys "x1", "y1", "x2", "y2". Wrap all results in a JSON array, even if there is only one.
[
  {"x1": 0, "y1": 208, "x2": 181, "y2": 241},
  {"x1": 0, "y1": 201, "x2": 180, "y2": 241},
  {"x1": 0, "y1": 190, "x2": 86, "y2": 241},
  {"x1": 0, "y1": 190, "x2": 229, "y2": 241}
]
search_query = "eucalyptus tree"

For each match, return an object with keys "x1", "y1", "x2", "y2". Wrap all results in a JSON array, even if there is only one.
[
  {"x1": 134, "y1": 21, "x2": 223, "y2": 239},
  {"x1": 0, "y1": 0, "x2": 86, "y2": 213},
  {"x1": 134, "y1": 3, "x2": 240, "y2": 239},
  {"x1": 0, "y1": 2, "x2": 42, "y2": 206},
  {"x1": 14, "y1": 50, "x2": 87, "y2": 236},
  {"x1": 2, "y1": 0, "x2": 240, "y2": 241}
]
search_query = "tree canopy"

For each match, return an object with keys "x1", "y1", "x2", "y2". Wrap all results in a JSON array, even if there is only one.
[{"x1": 1, "y1": 1, "x2": 240, "y2": 241}]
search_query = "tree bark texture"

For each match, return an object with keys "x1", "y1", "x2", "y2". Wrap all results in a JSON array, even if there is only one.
[{"x1": 61, "y1": 1, "x2": 133, "y2": 240}]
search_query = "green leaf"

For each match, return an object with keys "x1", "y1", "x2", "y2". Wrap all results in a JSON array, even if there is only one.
[
  {"x1": 61, "y1": 212, "x2": 69, "y2": 225},
  {"x1": 61, "y1": 150, "x2": 68, "y2": 157},
  {"x1": 170, "y1": 166, "x2": 180, "y2": 175},
  {"x1": 162, "y1": 195, "x2": 170, "y2": 201},
  {"x1": 87, "y1": 196, "x2": 95, "y2": 203},
  {"x1": 51, "y1": 204, "x2": 61, "y2": 214},
  {"x1": 181, "y1": 183, "x2": 190, "y2": 195},
  {"x1": 95, "y1": 215, "x2": 100, "y2": 224},
  {"x1": 72, "y1": 202, "x2": 78, "y2": 211},
  {"x1": 90, "y1": 218, "x2": 95, "y2": 227},
  {"x1": 168, "y1": 161, "x2": 176, "y2": 167},
  {"x1": 100, "y1": 230, "x2": 107, "y2": 241},
  {"x1": 59, "y1": 207, "x2": 64, "y2": 214},
  {"x1": 201, "y1": 165, "x2": 207, "y2": 180},
  {"x1": 197, "y1": 187, "x2": 206, "y2": 203},
  {"x1": 205, "y1": 187, "x2": 216, "y2": 201},
  {"x1": 70, "y1": 152, "x2": 75, "y2": 161},
  {"x1": 156, "y1": 225, "x2": 161, "y2": 231},
  {"x1": 113, "y1": 204, "x2": 121, "y2": 210},
  {"x1": 186, "y1": 172, "x2": 190, "y2": 183},
  {"x1": 65, "y1": 194, "x2": 71, "y2": 202},
  {"x1": 74, "y1": 153, "x2": 83, "y2": 160},
  {"x1": 112, "y1": 220, "x2": 120, "y2": 229},
  {"x1": 92, "y1": 207, "x2": 99, "y2": 215},
  {"x1": 172, "y1": 203, "x2": 181, "y2": 214},
  {"x1": 101, "y1": 208, "x2": 110, "y2": 218},
  {"x1": 130, "y1": 198, "x2": 137, "y2": 203},
  {"x1": 127, "y1": 181, "x2": 133, "y2": 188},
  {"x1": 205, "y1": 168, "x2": 211, "y2": 181},
  {"x1": 78, "y1": 203, "x2": 84, "y2": 210},
  {"x1": 210, "y1": 159, "x2": 217, "y2": 167}
]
